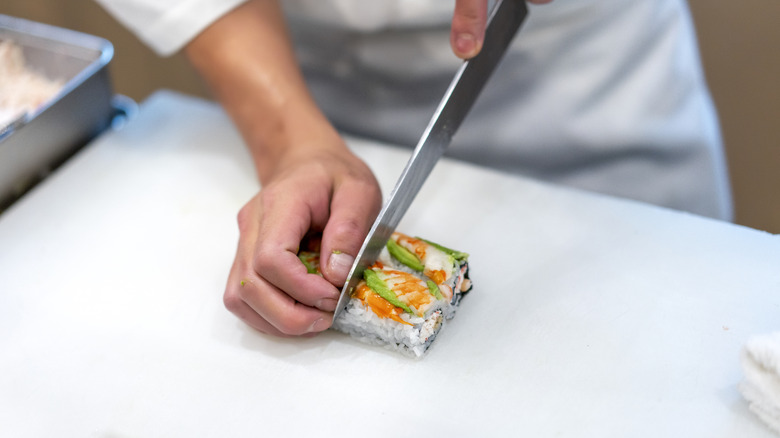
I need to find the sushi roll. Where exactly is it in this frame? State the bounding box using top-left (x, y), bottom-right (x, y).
top-left (301, 231), bottom-right (472, 357)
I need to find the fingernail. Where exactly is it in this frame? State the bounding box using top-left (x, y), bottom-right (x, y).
top-left (456, 33), bottom-right (477, 57)
top-left (308, 318), bottom-right (331, 333)
top-left (327, 250), bottom-right (354, 283)
top-left (316, 297), bottom-right (337, 312)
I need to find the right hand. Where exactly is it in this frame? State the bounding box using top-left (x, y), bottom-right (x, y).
top-left (222, 139), bottom-right (382, 336)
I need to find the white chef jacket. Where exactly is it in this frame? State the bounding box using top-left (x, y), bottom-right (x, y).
top-left (94, 0), bottom-right (733, 221)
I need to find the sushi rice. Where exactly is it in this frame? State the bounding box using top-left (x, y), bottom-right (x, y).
top-left (301, 232), bottom-right (472, 358)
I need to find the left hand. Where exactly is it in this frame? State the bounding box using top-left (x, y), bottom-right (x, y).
top-left (450, 0), bottom-right (553, 59)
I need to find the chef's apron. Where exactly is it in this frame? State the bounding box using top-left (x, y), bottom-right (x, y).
top-left (282, 0), bottom-right (733, 221)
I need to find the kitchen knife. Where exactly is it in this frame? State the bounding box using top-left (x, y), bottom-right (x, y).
top-left (332, 0), bottom-right (528, 321)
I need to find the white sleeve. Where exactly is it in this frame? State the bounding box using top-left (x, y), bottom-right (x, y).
top-left (93, 0), bottom-right (248, 56)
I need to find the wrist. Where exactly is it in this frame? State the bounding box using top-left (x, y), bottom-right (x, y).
top-left (244, 104), bottom-right (346, 182)
top-left (184, 0), bottom-right (343, 182)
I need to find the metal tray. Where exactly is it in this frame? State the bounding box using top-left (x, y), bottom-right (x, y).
top-left (0, 15), bottom-right (118, 210)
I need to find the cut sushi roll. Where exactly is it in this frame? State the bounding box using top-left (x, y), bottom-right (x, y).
top-left (380, 232), bottom-right (472, 311)
top-left (301, 231), bottom-right (472, 358)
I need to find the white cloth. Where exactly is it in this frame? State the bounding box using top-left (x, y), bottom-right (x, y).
top-left (93, 0), bottom-right (246, 56)
top-left (741, 333), bottom-right (780, 436)
top-left (94, 0), bottom-right (733, 220)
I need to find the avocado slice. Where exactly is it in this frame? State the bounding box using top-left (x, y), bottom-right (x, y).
top-left (298, 253), bottom-right (319, 275)
top-left (418, 237), bottom-right (469, 261)
top-left (386, 239), bottom-right (424, 271)
top-left (363, 269), bottom-right (415, 315)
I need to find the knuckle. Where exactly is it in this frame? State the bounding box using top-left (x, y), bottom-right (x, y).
top-left (235, 281), bottom-right (255, 301)
top-left (356, 177), bottom-right (381, 197)
top-left (331, 218), bottom-right (364, 241)
top-left (258, 189), bottom-right (277, 212)
top-left (223, 289), bottom-right (243, 313)
top-left (459, 9), bottom-right (481, 22)
top-left (368, 186), bottom-right (383, 210)
top-left (252, 247), bottom-right (277, 276)
top-left (454, 0), bottom-right (485, 25)
top-left (236, 205), bottom-right (250, 233)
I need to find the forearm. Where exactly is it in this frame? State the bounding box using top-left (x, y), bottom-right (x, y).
top-left (184, 0), bottom-right (341, 183)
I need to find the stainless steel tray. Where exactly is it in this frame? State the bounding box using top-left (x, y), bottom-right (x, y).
top-left (0, 15), bottom-right (118, 210)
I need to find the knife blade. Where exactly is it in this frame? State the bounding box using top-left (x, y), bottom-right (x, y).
top-left (332, 0), bottom-right (528, 322)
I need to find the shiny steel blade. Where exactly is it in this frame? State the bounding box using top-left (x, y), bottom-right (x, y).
top-left (333, 0), bottom-right (528, 321)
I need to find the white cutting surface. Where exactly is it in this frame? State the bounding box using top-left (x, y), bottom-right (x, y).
top-left (1, 91), bottom-right (778, 437)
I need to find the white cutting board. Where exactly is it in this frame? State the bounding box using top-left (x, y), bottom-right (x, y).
top-left (0, 91), bottom-right (778, 437)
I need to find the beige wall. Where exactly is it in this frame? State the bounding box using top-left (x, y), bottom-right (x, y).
top-left (688, 0), bottom-right (780, 233)
top-left (3, 0), bottom-right (778, 233)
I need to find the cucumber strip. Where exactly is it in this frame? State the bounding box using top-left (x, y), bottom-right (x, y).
top-left (427, 280), bottom-right (444, 301)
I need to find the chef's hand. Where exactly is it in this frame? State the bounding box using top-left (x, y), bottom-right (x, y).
top-left (224, 140), bottom-right (381, 336)
top-left (186, 0), bottom-right (381, 335)
top-left (450, 0), bottom-right (552, 59)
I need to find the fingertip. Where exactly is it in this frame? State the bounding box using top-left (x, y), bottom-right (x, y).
top-left (453, 32), bottom-right (481, 59)
top-left (451, 0), bottom-right (487, 59)
top-left (322, 249), bottom-right (355, 287)
top-left (316, 296), bottom-right (339, 312)
top-left (308, 317), bottom-right (332, 333)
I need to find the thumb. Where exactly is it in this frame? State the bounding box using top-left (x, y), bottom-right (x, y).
top-left (320, 179), bottom-right (381, 287)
